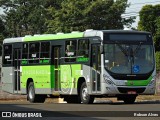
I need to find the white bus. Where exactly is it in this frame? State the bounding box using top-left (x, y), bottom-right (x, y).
top-left (1, 30), bottom-right (156, 104)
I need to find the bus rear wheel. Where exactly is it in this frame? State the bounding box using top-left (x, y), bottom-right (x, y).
top-left (80, 82), bottom-right (94, 104)
top-left (27, 82), bottom-right (46, 103)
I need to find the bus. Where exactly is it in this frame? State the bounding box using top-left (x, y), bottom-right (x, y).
top-left (1, 29), bottom-right (156, 104)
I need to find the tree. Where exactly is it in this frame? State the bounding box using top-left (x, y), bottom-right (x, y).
top-left (44, 0), bottom-right (63, 9)
top-left (45, 0), bottom-right (134, 33)
top-left (156, 52), bottom-right (160, 72)
top-left (138, 4), bottom-right (160, 71)
top-left (154, 17), bottom-right (160, 51)
top-left (0, 17), bottom-right (5, 41)
top-left (138, 5), bottom-right (156, 34)
top-left (138, 4), bottom-right (160, 51)
top-left (0, 17), bottom-right (5, 56)
top-left (0, 0), bottom-right (47, 37)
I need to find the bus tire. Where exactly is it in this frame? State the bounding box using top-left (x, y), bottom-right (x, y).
top-left (80, 82), bottom-right (94, 104)
top-left (123, 95), bottom-right (136, 104)
top-left (27, 82), bottom-right (45, 103)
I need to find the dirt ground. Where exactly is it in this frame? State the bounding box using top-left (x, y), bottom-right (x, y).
top-left (96, 94), bottom-right (160, 102)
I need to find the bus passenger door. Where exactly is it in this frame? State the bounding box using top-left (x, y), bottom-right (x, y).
top-left (52, 46), bottom-right (61, 91)
top-left (13, 49), bottom-right (21, 93)
top-left (91, 44), bottom-right (101, 93)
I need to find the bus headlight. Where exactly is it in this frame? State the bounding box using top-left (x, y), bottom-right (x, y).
top-left (103, 74), bottom-right (115, 85)
top-left (105, 80), bottom-right (115, 85)
top-left (149, 77), bottom-right (156, 86)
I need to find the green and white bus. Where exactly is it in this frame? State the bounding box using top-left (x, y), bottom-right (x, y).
top-left (1, 30), bottom-right (156, 104)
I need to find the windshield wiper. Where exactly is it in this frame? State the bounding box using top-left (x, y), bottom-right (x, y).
top-left (116, 42), bottom-right (143, 64)
top-left (133, 42), bottom-right (143, 56)
top-left (116, 43), bottom-right (128, 57)
top-left (129, 42), bottom-right (143, 64)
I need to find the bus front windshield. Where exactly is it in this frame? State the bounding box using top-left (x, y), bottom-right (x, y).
top-left (104, 44), bottom-right (154, 75)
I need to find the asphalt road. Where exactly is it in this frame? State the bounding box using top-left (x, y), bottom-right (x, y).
top-left (0, 100), bottom-right (160, 120)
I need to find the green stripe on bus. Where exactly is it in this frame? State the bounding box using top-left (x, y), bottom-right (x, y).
top-left (127, 76), bottom-right (152, 86)
top-left (24, 32), bottom-right (84, 41)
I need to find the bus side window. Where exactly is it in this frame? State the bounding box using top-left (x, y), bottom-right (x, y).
top-left (40, 42), bottom-right (50, 64)
top-left (65, 40), bottom-right (77, 62)
top-left (29, 43), bottom-right (40, 64)
top-left (3, 45), bottom-right (12, 65)
top-left (77, 39), bottom-right (89, 62)
top-left (22, 43), bottom-right (28, 65)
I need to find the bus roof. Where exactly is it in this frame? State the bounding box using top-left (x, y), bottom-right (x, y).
top-left (101, 30), bottom-right (151, 34)
top-left (3, 37), bottom-right (23, 44)
top-left (3, 30), bottom-right (151, 44)
top-left (24, 32), bottom-right (84, 42)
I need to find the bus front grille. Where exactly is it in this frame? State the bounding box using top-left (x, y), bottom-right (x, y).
top-left (117, 87), bottom-right (146, 94)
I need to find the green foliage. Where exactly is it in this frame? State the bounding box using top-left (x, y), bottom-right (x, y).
top-left (138, 4), bottom-right (160, 72)
top-left (138, 5), bottom-right (155, 34)
top-left (138, 4), bottom-right (160, 51)
top-left (0, 17), bottom-right (5, 41)
top-left (44, 0), bottom-right (63, 9)
top-left (0, 0), bottom-right (134, 36)
top-left (155, 17), bottom-right (160, 51)
top-left (0, 0), bottom-right (47, 37)
top-left (156, 52), bottom-right (160, 72)
top-left (46, 0), bottom-right (134, 33)
top-left (0, 18), bottom-right (3, 55)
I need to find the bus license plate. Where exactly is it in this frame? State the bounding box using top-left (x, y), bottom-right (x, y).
top-left (128, 91), bottom-right (136, 94)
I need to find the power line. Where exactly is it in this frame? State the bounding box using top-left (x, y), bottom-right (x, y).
top-left (124, 8), bottom-right (160, 16)
top-left (125, 1), bottom-right (160, 16)
top-left (121, 14), bottom-right (139, 18)
top-left (124, 6), bottom-right (160, 16)
top-left (124, 11), bottom-right (139, 15)
top-left (126, 6), bottom-right (159, 12)
top-left (126, 7), bottom-right (143, 11)
top-left (115, 1), bottom-right (160, 19)
top-left (122, 14), bottom-right (139, 18)
top-left (125, 11), bottom-right (140, 15)
top-left (129, 1), bottom-right (160, 6)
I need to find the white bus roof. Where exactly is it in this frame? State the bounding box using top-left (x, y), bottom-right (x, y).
top-left (84, 30), bottom-right (102, 37)
top-left (3, 37), bottom-right (23, 44)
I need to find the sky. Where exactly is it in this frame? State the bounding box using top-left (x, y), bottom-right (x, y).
top-left (0, 0), bottom-right (160, 28)
top-left (126, 0), bottom-right (160, 28)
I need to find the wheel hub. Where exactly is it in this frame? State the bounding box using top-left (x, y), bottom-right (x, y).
top-left (29, 86), bottom-right (34, 99)
top-left (82, 87), bottom-right (88, 100)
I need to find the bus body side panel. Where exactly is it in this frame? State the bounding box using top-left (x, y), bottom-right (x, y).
top-left (60, 64), bottom-right (82, 95)
top-left (1, 67), bottom-right (14, 93)
top-left (138, 69), bottom-right (156, 95)
top-left (21, 65), bottom-right (52, 94)
top-left (71, 64), bottom-right (83, 93)
top-left (82, 65), bottom-right (92, 94)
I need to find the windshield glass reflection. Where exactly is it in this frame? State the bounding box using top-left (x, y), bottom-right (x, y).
top-left (104, 44), bottom-right (154, 74)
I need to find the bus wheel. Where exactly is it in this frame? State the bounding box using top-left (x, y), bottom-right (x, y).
top-left (123, 95), bottom-right (136, 104)
top-left (27, 82), bottom-right (45, 103)
top-left (80, 82), bottom-right (94, 104)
